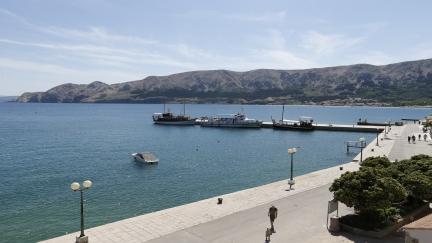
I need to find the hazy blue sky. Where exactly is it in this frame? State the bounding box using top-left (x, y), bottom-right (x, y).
top-left (1, 0), bottom-right (431, 95)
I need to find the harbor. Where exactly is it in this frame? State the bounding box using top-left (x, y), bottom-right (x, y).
top-left (155, 104), bottom-right (389, 133)
top-left (41, 122), bottom-right (432, 243)
top-left (2, 103), bottom-right (430, 243)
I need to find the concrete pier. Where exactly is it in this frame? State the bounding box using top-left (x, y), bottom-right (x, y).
top-left (41, 123), bottom-right (431, 243)
top-left (204, 120), bottom-right (386, 132)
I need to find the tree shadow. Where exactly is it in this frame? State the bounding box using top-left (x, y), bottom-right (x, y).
top-left (328, 230), bottom-right (404, 243)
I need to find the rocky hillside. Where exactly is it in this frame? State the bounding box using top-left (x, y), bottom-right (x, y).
top-left (17, 59), bottom-right (432, 106)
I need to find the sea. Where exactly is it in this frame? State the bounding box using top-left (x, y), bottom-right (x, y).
top-left (0, 103), bottom-right (430, 243)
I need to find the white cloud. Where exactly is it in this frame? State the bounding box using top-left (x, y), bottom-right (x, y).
top-left (177, 10), bottom-right (287, 23)
top-left (174, 44), bottom-right (214, 59)
top-left (354, 51), bottom-right (397, 65)
top-left (0, 38), bottom-right (196, 69)
top-left (0, 57), bottom-right (141, 83)
top-left (301, 31), bottom-right (364, 55)
top-left (250, 49), bottom-right (314, 69)
top-left (410, 43), bottom-right (432, 61)
top-left (355, 22), bottom-right (389, 33)
top-left (41, 26), bottom-right (157, 45)
top-left (226, 11), bottom-right (287, 22)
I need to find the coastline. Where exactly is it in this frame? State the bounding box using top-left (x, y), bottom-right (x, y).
top-left (6, 101), bottom-right (432, 109)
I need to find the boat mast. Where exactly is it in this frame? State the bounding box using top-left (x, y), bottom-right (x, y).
top-left (282, 104), bottom-right (285, 121)
top-left (163, 103), bottom-right (166, 113)
top-left (183, 103), bottom-right (186, 115)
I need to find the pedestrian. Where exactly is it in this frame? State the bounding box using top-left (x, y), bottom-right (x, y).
top-left (408, 136), bottom-right (411, 143)
top-left (425, 134), bottom-right (428, 141)
top-left (418, 134), bottom-right (421, 141)
top-left (265, 228), bottom-right (272, 242)
top-left (268, 205), bottom-right (278, 233)
top-left (412, 135), bottom-right (416, 143)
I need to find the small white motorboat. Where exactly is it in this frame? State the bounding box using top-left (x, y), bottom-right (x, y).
top-left (132, 152), bottom-right (159, 164)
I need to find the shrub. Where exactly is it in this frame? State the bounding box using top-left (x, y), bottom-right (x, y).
top-left (361, 156), bottom-right (391, 169)
top-left (330, 155), bottom-right (432, 229)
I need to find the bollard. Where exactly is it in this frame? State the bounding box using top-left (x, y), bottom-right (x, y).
top-left (217, 198), bottom-right (223, 205)
top-left (328, 216), bottom-right (340, 232)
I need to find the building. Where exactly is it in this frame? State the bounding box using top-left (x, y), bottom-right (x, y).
top-left (403, 213), bottom-right (432, 243)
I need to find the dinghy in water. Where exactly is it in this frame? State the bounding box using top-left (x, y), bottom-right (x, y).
top-left (132, 152), bottom-right (159, 164)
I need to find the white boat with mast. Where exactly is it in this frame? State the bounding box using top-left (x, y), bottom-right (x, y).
top-left (152, 103), bottom-right (196, 125)
top-left (272, 105), bottom-right (314, 130)
top-left (200, 111), bottom-right (262, 128)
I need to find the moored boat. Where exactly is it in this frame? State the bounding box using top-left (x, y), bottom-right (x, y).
top-left (201, 112), bottom-right (262, 128)
top-left (357, 118), bottom-right (392, 126)
top-left (132, 152), bottom-right (159, 164)
top-left (153, 104), bottom-right (196, 125)
top-left (272, 105), bottom-right (314, 130)
top-left (272, 117), bottom-right (314, 130)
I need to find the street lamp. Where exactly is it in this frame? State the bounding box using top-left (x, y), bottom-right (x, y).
top-left (71, 180), bottom-right (93, 243)
top-left (359, 137), bottom-right (365, 163)
top-left (287, 147), bottom-right (297, 190)
top-left (376, 128), bottom-right (380, 146)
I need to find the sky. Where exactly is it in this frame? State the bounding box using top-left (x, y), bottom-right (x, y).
top-left (1, 0), bottom-right (432, 95)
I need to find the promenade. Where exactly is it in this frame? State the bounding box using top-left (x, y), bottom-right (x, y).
top-left (41, 123), bottom-right (431, 243)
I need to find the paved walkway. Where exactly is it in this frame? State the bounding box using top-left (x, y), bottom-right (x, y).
top-left (147, 185), bottom-right (403, 243)
top-left (388, 124), bottom-right (432, 161)
top-left (41, 124), bottom-right (431, 243)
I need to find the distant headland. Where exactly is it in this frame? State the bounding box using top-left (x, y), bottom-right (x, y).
top-left (17, 58), bottom-right (432, 106)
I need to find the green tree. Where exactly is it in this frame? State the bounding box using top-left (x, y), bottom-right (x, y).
top-left (361, 156), bottom-right (391, 169)
top-left (330, 155), bottom-right (432, 229)
top-left (330, 157), bottom-right (407, 228)
top-left (403, 171), bottom-right (432, 201)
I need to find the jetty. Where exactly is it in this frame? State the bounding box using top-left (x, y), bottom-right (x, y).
top-left (41, 123), bottom-right (431, 243)
top-left (200, 120), bottom-right (387, 132)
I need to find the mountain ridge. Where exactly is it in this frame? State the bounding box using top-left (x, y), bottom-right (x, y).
top-left (17, 58), bottom-right (432, 106)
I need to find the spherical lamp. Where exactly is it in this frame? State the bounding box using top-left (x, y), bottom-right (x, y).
top-left (71, 182), bottom-right (80, 191)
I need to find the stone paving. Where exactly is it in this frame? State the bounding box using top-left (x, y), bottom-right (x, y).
top-left (146, 185), bottom-right (404, 243)
top-left (41, 123), bottom-right (431, 243)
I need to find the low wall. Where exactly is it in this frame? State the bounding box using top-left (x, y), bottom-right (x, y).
top-left (339, 204), bottom-right (431, 238)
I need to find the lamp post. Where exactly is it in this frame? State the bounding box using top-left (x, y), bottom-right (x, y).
top-left (287, 147), bottom-right (297, 190)
top-left (376, 128), bottom-right (380, 146)
top-left (359, 137), bottom-right (365, 163)
top-left (71, 180), bottom-right (93, 243)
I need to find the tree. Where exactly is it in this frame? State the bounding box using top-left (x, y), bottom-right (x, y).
top-left (330, 155), bottom-right (432, 229)
top-left (361, 156), bottom-right (391, 169)
top-left (403, 171), bottom-right (432, 201)
top-left (330, 166), bottom-right (406, 227)
top-left (330, 157), bottom-right (408, 228)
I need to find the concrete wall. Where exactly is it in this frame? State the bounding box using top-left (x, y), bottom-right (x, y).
top-left (405, 229), bottom-right (432, 243)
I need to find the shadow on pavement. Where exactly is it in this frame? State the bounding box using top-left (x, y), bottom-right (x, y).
top-left (330, 231), bottom-right (404, 243)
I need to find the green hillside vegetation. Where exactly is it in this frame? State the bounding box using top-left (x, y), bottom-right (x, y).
top-left (17, 59), bottom-right (432, 105)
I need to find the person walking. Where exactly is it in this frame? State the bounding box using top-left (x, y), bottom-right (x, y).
top-left (408, 136), bottom-right (411, 143)
top-left (418, 134), bottom-right (422, 141)
top-left (412, 135), bottom-right (416, 143)
top-left (268, 205), bottom-right (278, 233)
top-left (425, 134), bottom-right (428, 141)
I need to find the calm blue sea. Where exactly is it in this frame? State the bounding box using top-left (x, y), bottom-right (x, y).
top-left (0, 103), bottom-right (429, 242)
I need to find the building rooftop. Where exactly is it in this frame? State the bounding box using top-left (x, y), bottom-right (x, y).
top-left (404, 213), bottom-right (432, 230)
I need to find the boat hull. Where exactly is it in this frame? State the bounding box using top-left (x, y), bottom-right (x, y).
top-left (201, 124), bottom-right (261, 128)
top-left (273, 124), bottom-right (315, 131)
top-left (131, 153), bottom-right (159, 164)
top-left (153, 120), bottom-right (196, 125)
top-left (201, 123), bottom-right (262, 128)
